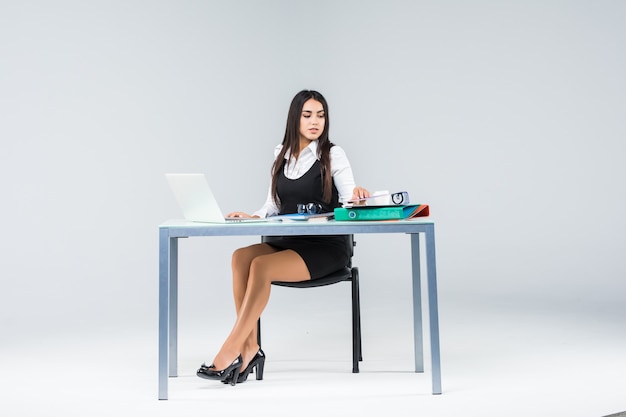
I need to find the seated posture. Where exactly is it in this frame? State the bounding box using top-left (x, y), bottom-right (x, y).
top-left (197, 89), bottom-right (370, 385)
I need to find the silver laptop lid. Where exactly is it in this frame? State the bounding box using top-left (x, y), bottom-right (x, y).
top-left (165, 173), bottom-right (227, 223)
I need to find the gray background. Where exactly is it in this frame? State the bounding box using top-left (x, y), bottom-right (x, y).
top-left (1, 1), bottom-right (625, 416)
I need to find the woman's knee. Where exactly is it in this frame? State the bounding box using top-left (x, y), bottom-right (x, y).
top-left (231, 246), bottom-right (248, 265)
top-left (232, 244), bottom-right (272, 269)
top-left (248, 255), bottom-right (275, 284)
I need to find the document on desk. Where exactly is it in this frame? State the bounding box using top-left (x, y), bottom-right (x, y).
top-left (273, 212), bottom-right (334, 222)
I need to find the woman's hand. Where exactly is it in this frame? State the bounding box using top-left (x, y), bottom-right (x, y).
top-left (226, 211), bottom-right (258, 219)
top-left (351, 186), bottom-right (371, 201)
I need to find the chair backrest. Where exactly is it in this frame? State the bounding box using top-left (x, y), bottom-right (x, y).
top-left (345, 234), bottom-right (355, 268)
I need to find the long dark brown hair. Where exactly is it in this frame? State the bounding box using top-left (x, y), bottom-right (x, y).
top-left (271, 90), bottom-right (334, 205)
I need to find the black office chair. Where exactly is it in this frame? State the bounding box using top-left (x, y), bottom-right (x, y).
top-left (257, 234), bottom-right (362, 373)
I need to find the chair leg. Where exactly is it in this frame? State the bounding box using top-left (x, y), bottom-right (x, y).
top-left (356, 276), bottom-right (362, 362)
top-left (351, 267), bottom-right (361, 373)
top-left (257, 318), bottom-right (262, 347)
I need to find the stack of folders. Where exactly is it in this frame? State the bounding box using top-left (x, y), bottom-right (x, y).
top-left (334, 204), bottom-right (430, 221)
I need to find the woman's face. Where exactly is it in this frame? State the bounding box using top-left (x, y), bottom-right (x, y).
top-left (299, 99), bottom-right (325, 141)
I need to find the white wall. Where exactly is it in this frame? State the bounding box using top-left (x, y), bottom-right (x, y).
top-left (1, 1), bottom-right (625, 349)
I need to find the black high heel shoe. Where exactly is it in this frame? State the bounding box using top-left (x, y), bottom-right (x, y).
top-left (197, 355), bottom-right (243, 386)
top-left (222, 349), bottom-right (265, 384)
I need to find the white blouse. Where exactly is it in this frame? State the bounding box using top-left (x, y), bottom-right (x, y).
top-left (253, 141), bottom-right (356, 218)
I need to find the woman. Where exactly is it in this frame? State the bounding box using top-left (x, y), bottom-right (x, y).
top-left (197, 90), bottom-right (370, 385)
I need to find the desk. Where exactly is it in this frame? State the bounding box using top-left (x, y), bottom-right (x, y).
top-left (158, 219), bottom-right (442, 399)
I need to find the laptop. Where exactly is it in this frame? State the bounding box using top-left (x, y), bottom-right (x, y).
top-left (165, 173), bottom-right (272, 223)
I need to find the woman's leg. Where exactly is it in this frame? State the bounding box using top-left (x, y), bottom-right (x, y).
top-left (210, 248), bottom-right (311, 371)
top-left (230, 244), bottom-right (277, 366)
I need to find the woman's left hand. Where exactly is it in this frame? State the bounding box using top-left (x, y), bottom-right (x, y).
top-left (351, 186), bottom-right (370, 201)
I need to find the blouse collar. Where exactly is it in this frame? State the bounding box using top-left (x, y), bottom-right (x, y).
top-left (284, 140), bottom-right (319, 160)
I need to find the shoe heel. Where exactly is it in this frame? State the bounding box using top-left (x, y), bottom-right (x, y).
top-left (255, 357), bottom-right (265, 381)
top-left (230, 365), bottom-right (242, 386)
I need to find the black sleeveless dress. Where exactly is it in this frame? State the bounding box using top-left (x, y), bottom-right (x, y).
top-left (263, 160), bottom-right (350, 279)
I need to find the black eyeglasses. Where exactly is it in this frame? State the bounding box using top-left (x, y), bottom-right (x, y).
top-left (297, 202), bottom-right (323, 214)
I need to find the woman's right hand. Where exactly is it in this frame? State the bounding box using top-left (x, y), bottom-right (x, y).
top-left (226, 211), bottom-right (258, 219)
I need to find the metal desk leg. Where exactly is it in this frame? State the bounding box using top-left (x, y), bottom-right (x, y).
top-left (410, 233), bottom-right (424, 373)
top-left (169, 238), bottom-right (178, 378)
top-left (158, 229), bottom-right (170, 400)
top-left (425, 224), bottom-right (442, 394)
